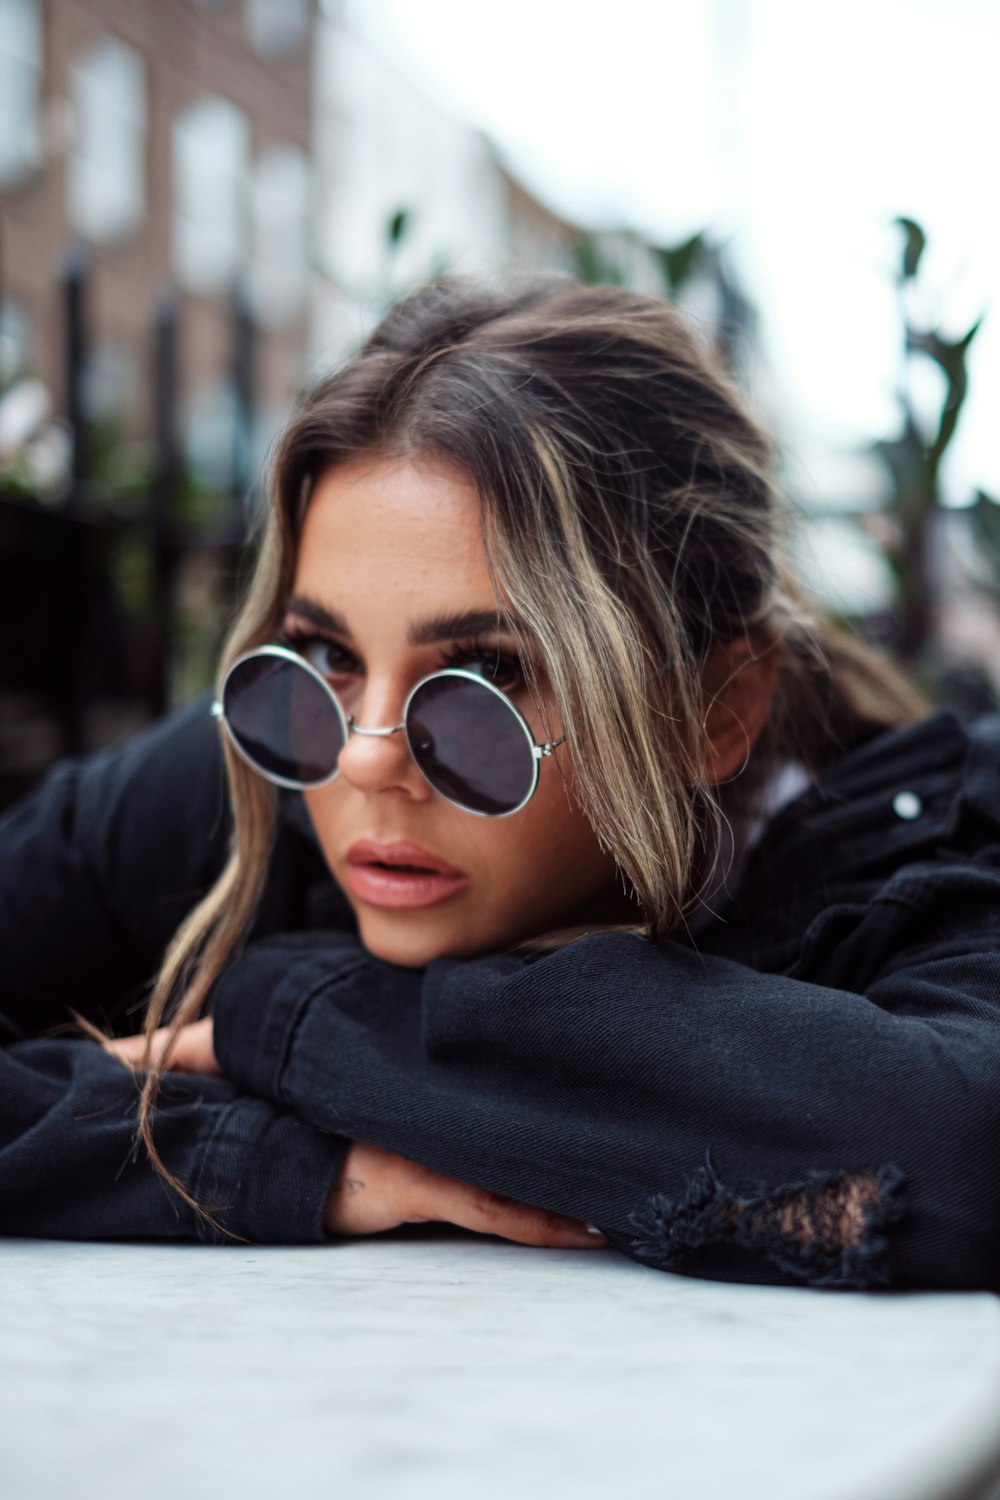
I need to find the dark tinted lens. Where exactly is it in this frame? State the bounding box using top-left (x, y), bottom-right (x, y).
top-left (406, 674), bottom-right (536, 815)
top-left (222, 653), bottom-right (345, 785)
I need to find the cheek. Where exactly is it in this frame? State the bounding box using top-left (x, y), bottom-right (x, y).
top-left (485, 769), bottom-right (614, 906)
top-left (301, 787), bottom-right (339, 868)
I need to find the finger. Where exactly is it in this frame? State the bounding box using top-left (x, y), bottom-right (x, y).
top-left (182, 1019), bottom-right (222, 1075)
top-left (102, 1036), bottom-right (145, 1065)
top-left (418, 1177), bottom-right (609, 1248)
top-left (472, 1193), bottom-right (609, 1248)
top-left (103, 1043), bottom-right (142, 1071)
top-left (103, 1029), bottom-right (170, 1069)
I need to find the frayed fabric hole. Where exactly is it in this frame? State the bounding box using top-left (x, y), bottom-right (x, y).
top-left (625, 1148), bottom-right (907, 1290)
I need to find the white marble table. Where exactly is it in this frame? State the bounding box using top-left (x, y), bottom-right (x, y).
top-left (2, 1229), bottom-right (999, 1500)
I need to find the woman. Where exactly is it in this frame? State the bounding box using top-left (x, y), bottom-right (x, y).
top-left (2, 275), bottom-right (998, 1289)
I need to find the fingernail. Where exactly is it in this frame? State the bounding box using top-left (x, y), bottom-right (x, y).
top-left (584, 1222), bottom-right (611, 1245)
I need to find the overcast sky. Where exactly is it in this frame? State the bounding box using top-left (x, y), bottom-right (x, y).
top-left (342, 0), bottom-right (1000, 515)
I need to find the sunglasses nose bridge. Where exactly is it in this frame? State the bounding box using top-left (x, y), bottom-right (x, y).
top-left (346, 717), bottom-right (406, 738)
top-left (333, 708), bottom-right (433, 804)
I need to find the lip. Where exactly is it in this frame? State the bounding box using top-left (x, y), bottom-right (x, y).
top-left (343, 838), bottom-right (469, 910)
top-left (345, 838), bottom-right (465, 876)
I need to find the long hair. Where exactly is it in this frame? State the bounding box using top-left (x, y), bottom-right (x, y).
top-left (79, 273), bottom-right (933, 1241)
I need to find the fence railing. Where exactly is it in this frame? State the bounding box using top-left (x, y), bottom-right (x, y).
top-left (0, 246), bottom-right (259, 810)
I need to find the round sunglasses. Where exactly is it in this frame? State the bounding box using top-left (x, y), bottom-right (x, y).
top-left (211, 644), bottom-right (566, 817)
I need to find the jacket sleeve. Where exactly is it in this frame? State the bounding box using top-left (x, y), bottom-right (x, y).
top-left (207, 857), bottom-right (1000, 1291)
top-left (0, 1036), bottom-right (350, 1242)
top-left (0, 696), bottom-right (349, 1244)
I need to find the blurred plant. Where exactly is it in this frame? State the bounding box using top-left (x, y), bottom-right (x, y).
top-left (867, 216), bottom-right (984, 662)
top-left (83, 418), bottom-right (156, 514)
top-left (0, 373), bottom-right (73, 501)
top-left (968, 486), bottom-right (1000, 591)
top-left (672, 237), bottom-right (759, 373)
top-left (171, 465), bottom-right (229, 532)
top-left (574, 226), bottom-right (759, 379)
top-left (573, 228), bottom-right (715, 296)
top-left (387, 207), bottom-right (410, 250)
top-left (653, 229), bottom-right (711, 295)
top-left (573, 236), bottom-right (628, 287)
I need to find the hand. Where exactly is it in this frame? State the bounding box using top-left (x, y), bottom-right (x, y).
top-left (324, 1140), bottom-right (610, 1249)
top-left (102, 1016), bottom-right (221, 1076)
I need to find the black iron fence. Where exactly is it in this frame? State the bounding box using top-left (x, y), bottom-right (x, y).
top-left (0, 248), bottom-right (258, 810)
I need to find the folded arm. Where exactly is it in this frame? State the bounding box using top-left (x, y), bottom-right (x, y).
top-left (0, 1033), bottom-right (349, 1242)
top-left (0, 696), bottom-right (350, 1243)
top-left (209, 863), bottom-right (1000, 1291)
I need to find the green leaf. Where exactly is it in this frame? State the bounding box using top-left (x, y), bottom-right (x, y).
top-left (572, 237), bottom-right (627, 286)
top-left (896, 216), bottom-right (926, 280)
top-left (386, 208), bottom-right (410, 248)
top-left (654, 230), bottom-right (709, 294)
top-left (907, 315), bottom-right (984, 469)
top-left (867, 414), bottom-right (934, 525)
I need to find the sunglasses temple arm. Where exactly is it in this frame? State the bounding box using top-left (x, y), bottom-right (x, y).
top-left (535, 734), bottom-right (566, 759)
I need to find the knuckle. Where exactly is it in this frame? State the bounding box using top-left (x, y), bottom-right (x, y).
top-left (470, 1190), bottom-right (508, 1223)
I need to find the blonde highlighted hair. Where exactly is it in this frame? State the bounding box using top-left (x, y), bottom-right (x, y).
top-left (78, 273), bottom-right (933, 1241)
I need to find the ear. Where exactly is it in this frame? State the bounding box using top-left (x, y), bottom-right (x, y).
top-left (700, 630), bottom-right (781, 785)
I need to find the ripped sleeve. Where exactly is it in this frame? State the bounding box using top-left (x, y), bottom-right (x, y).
top-left (625, 1152), bottom-right (908, 1290)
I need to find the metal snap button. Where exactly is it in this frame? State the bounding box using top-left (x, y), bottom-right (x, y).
top-left (892, 790), bottom-right (923, 820)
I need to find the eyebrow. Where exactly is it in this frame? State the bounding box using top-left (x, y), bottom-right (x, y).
top-left (283, 594), bottom-right (523, 647)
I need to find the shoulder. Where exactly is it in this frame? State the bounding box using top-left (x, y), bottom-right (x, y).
top-left (764, 706), bottom-right (997, 869)
top-left (708, 706), bottom-right (1000, 973)
top-left (73, 689), bottom-right (231, 894)
top-left (0, 691), bottom-right (232, 962)
top-left (0, 692), bottom-right (232, 1031)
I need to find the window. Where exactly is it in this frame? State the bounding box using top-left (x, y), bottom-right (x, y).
top-left (250, 144), bottom-right (309, 327)
top-left (0, 302), bottom-right (33, 386)
top-left (183, 375), bottom-right (239, 491)
top-left (244, 0), bottom-right (310, 59)
top-left (171, 96), bottom-right (250, 295)
top-left (82, 342), bottom-right (134, 424)
top-left (67, 39), bottom-right (147, 244)
top-left (0, 0), bottom-right (43, 191)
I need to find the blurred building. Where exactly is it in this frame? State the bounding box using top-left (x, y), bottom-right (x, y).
top-left (0, 0), bottom-right (616, 806)
top-left (309, 8), bottom-right (588, 367)
top-left (1, 0), bottom-right (316, 491)
top-left (1, 0), bottom-right (610, 493)
top-left (0, 0), bottom-right (322, 800)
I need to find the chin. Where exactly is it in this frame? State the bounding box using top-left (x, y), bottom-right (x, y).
top-left (357, 913), bottom-right (503, 968)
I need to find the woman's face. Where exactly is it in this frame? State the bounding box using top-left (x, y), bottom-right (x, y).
top-left (285, 452), bottom-right (638, 967)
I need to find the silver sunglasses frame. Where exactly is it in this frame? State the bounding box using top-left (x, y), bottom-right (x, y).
top-left (210, 643), bottom-right (566, 818)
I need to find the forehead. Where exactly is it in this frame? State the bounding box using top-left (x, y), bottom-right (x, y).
top-left (295, 455), bottom-right (492, 594)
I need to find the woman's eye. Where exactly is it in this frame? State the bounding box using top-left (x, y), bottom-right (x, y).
top-left (441, 642), bottom-right (525, 690)
top-left (278, 629), bottom-right (525, 692)
top-left (281, 632), bottom-right (357, 678)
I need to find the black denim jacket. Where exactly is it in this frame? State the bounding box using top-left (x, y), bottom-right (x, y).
top-left (2, 690), bottom-right (999, 1291)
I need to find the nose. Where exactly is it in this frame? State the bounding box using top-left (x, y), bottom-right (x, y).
top-left (334, 688), bottom-right (430, 801)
